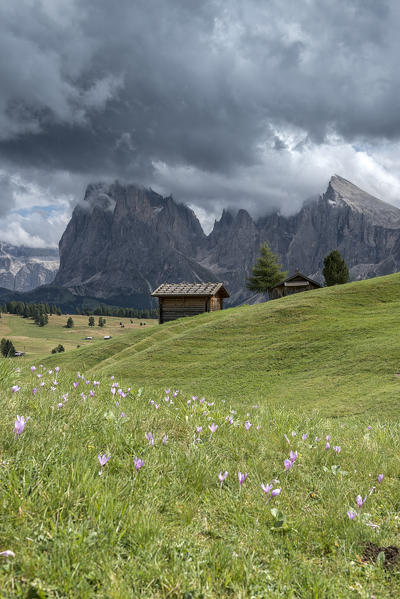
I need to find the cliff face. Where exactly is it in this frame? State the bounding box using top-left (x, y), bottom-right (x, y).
top-left (0, 243), bottom-right (59, 292)
top-left (54, 175), bottom-right (400, 307)
top-left (55, 183), bottom-right (213, 304)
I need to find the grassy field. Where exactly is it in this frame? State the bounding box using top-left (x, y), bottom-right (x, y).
top-left (0, 313), bottom-right (156, 359)
top-left (39, 272), bottom-right (400, 418)
top-left (1, 275), bottom-right (400, 596)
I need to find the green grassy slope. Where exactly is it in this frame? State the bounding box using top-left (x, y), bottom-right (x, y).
top-left (43, 273), bottom-right (400, 418)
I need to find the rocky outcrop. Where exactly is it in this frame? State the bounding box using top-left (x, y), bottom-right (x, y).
top-left (53, 175), bottom-right (400, 307)
top-left (0, 243), bottom-right (59, 292)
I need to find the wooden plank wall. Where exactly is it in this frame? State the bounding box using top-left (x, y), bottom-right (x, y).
top-left (159, 296), bottom-right (208, 323)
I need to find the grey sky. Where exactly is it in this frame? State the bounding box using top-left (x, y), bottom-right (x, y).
top-left (1, 0), bottom-right (400, 244)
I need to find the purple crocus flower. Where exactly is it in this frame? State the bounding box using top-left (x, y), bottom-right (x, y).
top-left (134, 457), bottom-right (144, 471)
top-left (333, 445), bottom-right (341, 453)
top-left (302, 433), bottom-right (308, 441)
top-left (261, 483), bottom-right (273, 495)
top-left (14, 415), bottom-right (29, 436)
top-left (244, 421), bottom-right (251, 431)
top-left (11, 385), bottom-right (20, 393)
top-left (73, 382), bottom-right (78, 388)
top-left (162, 434), bottom-right (168, 444)
top-left (219, 471), bottom-right (228, 485)
top-left (145, 432), bottom-right (154, 445)
top-left (90, 390), bottom-right (95, 397)
top-left (30, 366), bottom-right (36, 372)
top-left (0, 550), bottom-right (15, 558)
top-left (165, 389), bottom-right (170, 395)
top-left (356, 494), bottom-right (366, 511)
top-left (40, 382), bottom-right (45, 387)
top-left (57, 403), bottom-right (63, 409)
top-left (325, 442), bottom-right (330, 450)
top-left (208, 423), bottom-right (218, 434)
top-left (347, 510), bottom-right (357, 520)
top-left (378, 474), bottom-right (383, 483)
top-left (326, 435), bottom-right (331, 441)
top-left (32, 388), bottom-right (37, 395)
top-left (289, 450), bottom-right (298, 463)
top-left (98, 454), bottom-right (111, 467)
top-left (55, 367), bottom-right (60, 373)
top-left (367, 425), bottom-right (372, 430)
top-left (111, 387), bottom-right (116, 396)
top-left (284, 459), bottom-right (292, 471)
top-left (271, 488), bottom-right (281, 497)
top-left (238, 471), bottom-right (247, 486)
top-left (196, 426), bottom-right (203, 433)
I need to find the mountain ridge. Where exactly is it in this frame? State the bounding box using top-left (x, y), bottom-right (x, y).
top-left (50, 175), bottom-right (400, 307)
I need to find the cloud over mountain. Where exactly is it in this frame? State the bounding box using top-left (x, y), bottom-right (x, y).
top-left (1, 0), bottom-right (400, 244)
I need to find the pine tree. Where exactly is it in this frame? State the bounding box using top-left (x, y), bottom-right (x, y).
top-left (247, 242), bottom-right (287, 295)
top-left (66, 317), bottom-right (74, 328)
top-left (323, 250), bottom-right (349, 286)
top-left (88, 316), bottom-right (95, 327)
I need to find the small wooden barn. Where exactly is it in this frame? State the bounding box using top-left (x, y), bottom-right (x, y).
top-left (270, 271), bottom-right (322, 299)
top-left (151, 282), bottom-right (230, 324)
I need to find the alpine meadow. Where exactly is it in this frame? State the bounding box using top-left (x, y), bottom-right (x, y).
top-left (3, 1), bottom-right (400, 597)
top-left (1, 275), bottom-right (400, 597)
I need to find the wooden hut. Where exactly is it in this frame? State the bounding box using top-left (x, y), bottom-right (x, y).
top-left (270, 271), bottom-right (322, 299)
top-left (151, 282), bottom-right (230, 324)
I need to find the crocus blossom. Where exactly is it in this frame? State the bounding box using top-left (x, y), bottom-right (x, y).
top-left (134, 457), bottom-right (144, 471)
top-left (302, 433), bottom-right (308, 441)
top-left (238, 471), bottom-right (247, 486)
top-left (11, 385), bottom-right (20, 393)
top-left (261, 483), bottom-right (273, 495)
top-left (347, 510), bottom-right (357, 520)
top-left (162, 435), bottom-right (168, 445)
top-left (145, 432), bottom-right (154, 445)
top-left (244, 421), bottom-right (251, 431)
top-left (378, 474), bottom-right (383, 483)
top-left (98, 454), bottom-right (111, 467)
top-left (0, 550), bottom-right (15, 558)
top-left (219, 471), bottom-right (228, 485)
top-left (196, 426), bottom-right (203, 433)
top-left (333, 446), bottom-right (341, 453)
top-left (289, 450), bottom-right (298, 463)
top-left (356, 495), bottom-right (367, 511)
top-left (284, 459), bottom-right (292, 471)
top-left (208, 423), bottom-right (218, 434)
top-left (14, 415), bottom-right (29, 436)
top-left (325, 442), bottom-right (330, 450)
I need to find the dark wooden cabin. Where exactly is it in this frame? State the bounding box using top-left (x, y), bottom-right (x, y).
top-left (151, 282), bottom-right (230, 324)
top-left (270, 271), bottom-right (322, 299)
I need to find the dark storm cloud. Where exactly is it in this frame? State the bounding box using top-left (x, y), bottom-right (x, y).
top-left (1, 0), bottom-right (400, 235)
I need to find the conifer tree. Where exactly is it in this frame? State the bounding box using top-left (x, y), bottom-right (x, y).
top-left (247, 242), bottom-right (287, 296)
top-left (323, 250), bottom-right (349, 286)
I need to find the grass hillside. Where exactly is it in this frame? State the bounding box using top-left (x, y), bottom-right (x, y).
top-left (1, 276), bottom-right (400, 597)
top-left (42, 273), bottom-right (400, 418)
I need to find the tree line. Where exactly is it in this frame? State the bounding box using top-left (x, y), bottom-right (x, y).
top-left (75, 304), bottom-right (158, 319)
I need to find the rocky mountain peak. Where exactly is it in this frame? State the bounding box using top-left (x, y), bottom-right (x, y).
top-left (325, 174), bottom-right (400, 227)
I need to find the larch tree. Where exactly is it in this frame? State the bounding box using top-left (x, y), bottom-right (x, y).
top-left (246, 242), bottom-right (287, 296)
top-left (322, 250), bottom-right (349, 286)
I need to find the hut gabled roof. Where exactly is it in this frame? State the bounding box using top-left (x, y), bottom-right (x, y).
top-left (151, 282), bottom-right (230, 298)
top-left (272, 271), bottom-right (322, 289)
